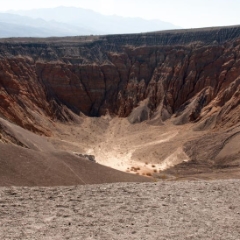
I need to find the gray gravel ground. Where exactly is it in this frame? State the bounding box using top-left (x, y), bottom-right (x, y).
top-left (0, 180), bottom-right (240, 239)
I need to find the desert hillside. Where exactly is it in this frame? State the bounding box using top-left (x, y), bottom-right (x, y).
top-left (0, 26), bottom-right (240, 184)
top-left (0, 25), bottom-right (240, 240)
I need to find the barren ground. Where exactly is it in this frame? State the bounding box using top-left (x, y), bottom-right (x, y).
top-left (50, 116), bottom-right (240, 179)
top-left (1, 114), bottom-right (240, 183)
top-left (0, 113), bottom-right (240, 240)
top-left (0, 180), bottom-right (240, 240)
top-left (51, 117), bottom-right (199, 176)
top-left (1, 26), bottom-right (240, 240)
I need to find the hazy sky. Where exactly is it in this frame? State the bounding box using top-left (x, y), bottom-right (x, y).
top-left (1, 0), bottom-right (240, 28)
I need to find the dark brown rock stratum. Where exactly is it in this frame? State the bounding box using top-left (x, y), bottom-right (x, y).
top-left (0, 26), bottom-right (240, 133)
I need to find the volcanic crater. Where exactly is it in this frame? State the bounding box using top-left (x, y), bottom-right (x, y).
top-left (1, 25), bottom-right (240, 240)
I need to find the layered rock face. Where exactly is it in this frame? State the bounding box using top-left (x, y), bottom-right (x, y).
top-left (0, 26), bottom-right (240, 134)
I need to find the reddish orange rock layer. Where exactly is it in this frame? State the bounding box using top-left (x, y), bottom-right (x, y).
top-left (0, 28), bottom-right (240, 134)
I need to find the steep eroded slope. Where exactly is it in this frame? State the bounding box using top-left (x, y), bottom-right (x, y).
top-left (0, 26), bottom-right (240, 181)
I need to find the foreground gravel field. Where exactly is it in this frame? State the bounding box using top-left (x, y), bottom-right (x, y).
top-left (0, 180), bottom-right (240, 239)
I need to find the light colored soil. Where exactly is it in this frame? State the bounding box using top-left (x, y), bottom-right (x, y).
top-left (1, 114), bottom-right (240, 182)
top-left (0, 180), bottom-right (240, 240)
top-left (50, 116), bottom-right (204, 176)
top-left (49, 116), bottom-right (240, 179)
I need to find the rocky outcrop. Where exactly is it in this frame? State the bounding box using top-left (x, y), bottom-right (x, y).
top-left (0, 26), bottom-right (240, 134)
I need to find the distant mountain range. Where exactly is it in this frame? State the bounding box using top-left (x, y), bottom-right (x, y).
top-left (0, 7), bottom-right (180, 38)
top-left (0, 13), bottom-right (96, 38)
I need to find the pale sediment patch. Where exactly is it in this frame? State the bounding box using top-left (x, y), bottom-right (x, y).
top-left (53, 117), bottom-right (193, 177)
top-left (89, 129), bottom-right (186, 176)
top-left (157, 147), bottom-right (190, 171)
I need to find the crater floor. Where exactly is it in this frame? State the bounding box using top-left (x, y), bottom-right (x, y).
top-left (50, 117), bottom-right (197, 177)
